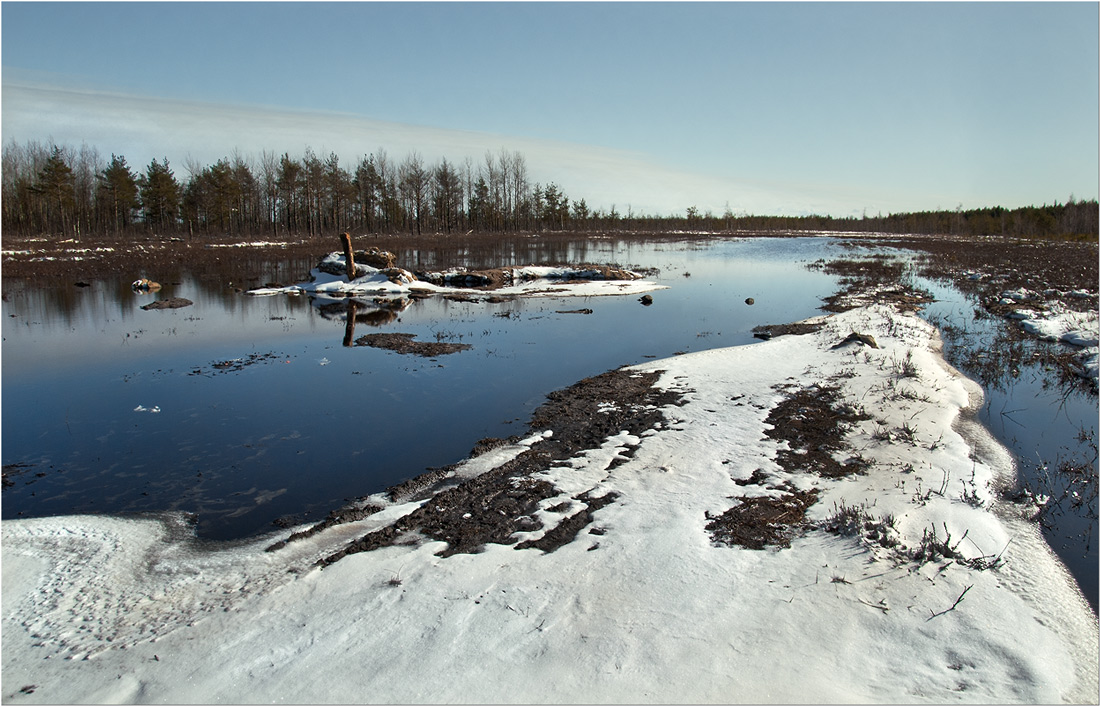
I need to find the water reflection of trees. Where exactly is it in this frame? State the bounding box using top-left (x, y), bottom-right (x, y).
top-left (311, 298), bottom-right (411, 346)
top-left (1, 235), bottom-right (651, 332)
top-left (395, 239), bottom-right (619, 271)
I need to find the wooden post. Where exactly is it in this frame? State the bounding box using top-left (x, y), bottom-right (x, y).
top-left (339, 232), bottom-right (357, 281)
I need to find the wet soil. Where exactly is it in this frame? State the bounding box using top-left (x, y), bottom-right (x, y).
top-left (189, 352), bottom-right (286, 376)
top-left (704, 381), bottom-right (872, 550)
top-left (140, 297), bottom-right (193, 310)
top-left (884, 234), bottom-right (1097, 311)
top-left (267, 368), bottom-right (686, 565)
top-left (764, 383), bottom-right (873, 479)
top-left (0, 231), bottom-right (663, 287)
top-left (706, 484), bottom-right (821, 550)
top-left (810, 255), bottom-right (936, 313)
top-left (354, 333), bottom-right (473, 357)
top-left (751, 321), bottom-right (826, 339)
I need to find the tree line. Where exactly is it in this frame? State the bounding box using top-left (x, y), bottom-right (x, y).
top-left (3, 138), bottom-right (1097, 241)
top-left (1, 140), bottom-right (592, 239)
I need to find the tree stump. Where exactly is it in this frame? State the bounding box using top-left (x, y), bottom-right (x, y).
top-left (339, 232), bottom-right (357, 281)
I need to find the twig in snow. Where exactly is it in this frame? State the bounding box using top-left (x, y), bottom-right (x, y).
top-left (927, 584), bottom-right (973, 620)
top-left (856, 597), bottom-right (890, 613)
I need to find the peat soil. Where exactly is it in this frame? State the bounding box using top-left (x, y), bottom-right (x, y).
top-left (353, 333), bottom-right (473, 357)
top-left (264, 367), bottom-right (687, 565)
top-left (0, 230), bottom-right (685, 286)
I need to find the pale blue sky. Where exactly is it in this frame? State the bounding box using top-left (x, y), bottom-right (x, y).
top-left (3, 1), bottom-right (1098, 217)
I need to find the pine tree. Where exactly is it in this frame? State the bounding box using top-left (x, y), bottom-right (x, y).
top-left (97, 154), bottom-right (139, 234)
top-left (32, 146), bottom-right (75, 236)
top-left (139, 158), bottom-right (181, 233)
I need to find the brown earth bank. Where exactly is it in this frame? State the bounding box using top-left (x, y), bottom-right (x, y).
top-left (263, 367), bottom-right (688, 564)
top-left (4, 230), bottom-right (1094, 297)
top-left (354, 332), bottom-right (472, 357)
top-left (0, 230), bottom-right (695, 284)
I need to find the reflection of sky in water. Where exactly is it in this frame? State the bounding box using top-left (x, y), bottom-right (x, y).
top-left (2, 237), bottom-right (845, 540)
top-left (918, 277), bottom-right (1098, 611)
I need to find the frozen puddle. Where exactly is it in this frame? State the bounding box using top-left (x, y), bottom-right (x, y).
top-left (3, 304), bottom-right (1096, 703)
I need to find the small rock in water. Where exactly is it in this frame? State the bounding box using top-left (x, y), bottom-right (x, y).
top-left (745, 297), bottom-right (755, 305)
top-left (639, 295), bottom-right (653, 306)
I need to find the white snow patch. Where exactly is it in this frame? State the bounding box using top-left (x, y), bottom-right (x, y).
top-left (246, 254), bottom-right (666, 299)
top-left (1018, 307), bottom-right (1100, 348)
top-left (206, 241), bottom-right (299, 248)
top-left (1000, 288), bottom-right (1035, 302)
top-left (3, 305), bottom-right (1096, 703)
top-left (1014, 305), bottom-right (1099, 380)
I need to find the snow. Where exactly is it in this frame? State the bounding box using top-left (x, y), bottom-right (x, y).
top-left (1018, 307), bottom-right (1099, 348)
top-left (3, 305), bottom-right (1096, 703)
top-left (246, 254), bottom-right (667, 299)
top-left (1015, 304), bottom-right (1100, 380)
top-left (206, 241), bottom-right (301, 248)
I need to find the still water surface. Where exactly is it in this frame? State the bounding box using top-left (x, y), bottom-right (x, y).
top-left (2, 237), bottom-right (838, 540)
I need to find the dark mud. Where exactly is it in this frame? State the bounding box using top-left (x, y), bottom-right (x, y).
top-left (354, 333), bottom-right (472, 357)
top-left (764, 383), bottom-right (872, 479)
top-left (269, 368), bottom-right (686, 566)
top-left (0, 230), bottom-right (660, 289)
top-left (191, 352), bottom-right (286, 375)
top-left (751, 321), bottom-right (825, 339)
top-left (266, 504), bottom-right (384, 552)
top-left (850, 236), bottom-right (1097, 386)
top-left (705, 381), bottom-right (871, 550)
top-left (706, 484), bottom-right (821, 550)
top-left (810, 255), bottom-right (935, 313)
top-left (140, 297), bottom-right (193, 310)
top-left (415, 263), bottom-right (642, 291)
top-left (895, 234), bottom-right (1097, 312)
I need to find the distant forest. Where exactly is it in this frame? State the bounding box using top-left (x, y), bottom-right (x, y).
top-left (3, 139), bottom-right (1097, 240)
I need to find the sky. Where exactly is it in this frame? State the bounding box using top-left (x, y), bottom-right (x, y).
top-left (2, 1), bottom-right (1098, 218)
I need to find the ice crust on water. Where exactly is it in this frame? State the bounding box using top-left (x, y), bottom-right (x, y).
top-left (3, 304), bottom-right (1097, 703)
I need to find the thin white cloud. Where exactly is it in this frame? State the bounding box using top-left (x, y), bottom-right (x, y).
top-left (1, 81), bottom-right (902, 217)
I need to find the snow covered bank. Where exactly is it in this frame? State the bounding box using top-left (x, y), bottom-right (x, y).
top-left (246, 252), bottom-right (667, 300)
top-left (1017, 306), bottom-right (1099, 381)
top-left (993, 288), bottom-right (1099, 382)
top-left (3, 305), bottom-right (1097, 703)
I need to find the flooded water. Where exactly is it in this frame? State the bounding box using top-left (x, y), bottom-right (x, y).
top-left (916, 276), bottom-right (1098, 611)
top-left (3, 235), bottom-right (1095, 609)
top-left (1, 237), bottom-right (840, 540)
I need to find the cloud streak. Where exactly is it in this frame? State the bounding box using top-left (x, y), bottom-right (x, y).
top-left (2, 81), bottom-right (902, 217)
